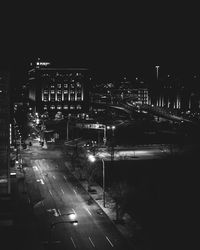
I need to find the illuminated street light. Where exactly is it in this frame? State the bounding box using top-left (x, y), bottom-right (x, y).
top-left (155, 65), bottom-right (160, 80)
top-left (88, 154), bottom-right (96, 163)
top-left (88, 154), bottom-right (106, 207)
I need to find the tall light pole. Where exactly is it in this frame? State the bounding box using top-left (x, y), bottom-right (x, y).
top-left (102, 158), bottom-right (105, 207)
top-left (103, 125), bottom-right (107, 146)
top-left (155, 65), bottom-right (160, 80)
top-left (88, 155), bottom-right (106, 207)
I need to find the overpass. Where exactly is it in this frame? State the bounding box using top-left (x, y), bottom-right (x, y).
top-left (91, 101), bottom-right (195, 124)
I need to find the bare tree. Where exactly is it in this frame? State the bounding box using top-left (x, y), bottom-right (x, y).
top-left (108, 180), bottom-right (131, 223)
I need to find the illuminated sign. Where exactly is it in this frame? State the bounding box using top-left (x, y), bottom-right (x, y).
top-left (36, 62), bottom-right (50, 67)
top-left (76, 123), bottom-right (105, 129)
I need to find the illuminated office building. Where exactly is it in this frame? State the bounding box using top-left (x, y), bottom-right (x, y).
top-left (26, 60), bottom-right (90, 117)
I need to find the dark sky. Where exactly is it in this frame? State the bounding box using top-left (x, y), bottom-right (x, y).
top-left (1, 1), bottom-right (200, 85)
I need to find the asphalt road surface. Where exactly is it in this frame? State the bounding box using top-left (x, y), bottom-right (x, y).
top-left (23, 146), bottom-right (133, 250)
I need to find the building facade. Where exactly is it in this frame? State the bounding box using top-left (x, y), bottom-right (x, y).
top-left (26, 60), bottom-right (90, 117)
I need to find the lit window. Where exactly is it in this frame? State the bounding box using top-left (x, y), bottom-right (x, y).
top-left (50, 85), bottom-right (55, 88)
top-left (70, 105), bottom-right (75, 110)
top-left (64, 83), bottom-right (68, 88)
top-left (57, 90), bottom-right (61, 94)
top-left (43, 96), bottom-right (48, 102)
top-left (57, 105), bottom-right (62, 110)
top-left (57, 84), bottom-right (61, 88)
top-left (76, 82), bottom-right (81, 88)
top-left (64, 105), bottom-right (68, 109)
top-left (43, 106), bottom-right (47, 110)
top-left (50, 105), bottom-right (55, 110)
top-left (51, 90), bottom-right (55, 94)
top-left (77, 105), bottom-right (82, 110)
top-left (64, 90), bottom-right (68, 94)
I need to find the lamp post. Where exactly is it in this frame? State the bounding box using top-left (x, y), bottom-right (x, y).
top-left (103, 125), bottom-right (107, 146)
top-left (102, 158), bottom-right (105, 208)
top-left (88, 155), bottom-right (106, 207)
top-left (155, 65), bottom-right (160, 80)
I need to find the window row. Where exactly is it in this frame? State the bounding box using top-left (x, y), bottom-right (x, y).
top-left (47, 82), bottom-right (82, 89)
top-left (43, 89), bottom-right (82, 94)
top-left (43, 96), bottom-right (82, 102)
top-left (43, 105), bottom-right (82, 110)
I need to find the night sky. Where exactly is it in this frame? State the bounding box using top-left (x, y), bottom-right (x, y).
top-left (1, 1), bottom-right (200, 86)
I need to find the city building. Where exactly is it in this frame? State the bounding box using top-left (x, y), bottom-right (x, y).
top-left (0, 71), bottom-right (10, 194)
top-left (118, 77), bottom-right (149, 105)
top-left (149, 74), bottom-right (200, 112)
top-left (25, 59), bottom-right (91, 118)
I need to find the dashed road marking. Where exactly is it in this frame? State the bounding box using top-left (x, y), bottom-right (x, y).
top-left (73, 189), bottom-right (78, 196)
top-left (40, 179), bottom-right (44, 185)
top-left (63, 176), bottom-right (67, 181)
top-left (49, 190), bottom-right (53, 196)
top-left (105, 236), bottom-right (114, 247)
top-left (72, 208), bottom-right (76, 214)
top-left (61, 188), bottom-right (64, 194)
top-left (52, 175), bottom-right (56, 179)
top-left (57, 209), bottom-right (61, 216)
top-left (33, 166), bottom-right (38, 171)
top-left (89, 237), bottom-right (95, 247)
top-left (85, 207), bottom-right (92, 216)
top-left (70, 237), bottom-right (76, 248)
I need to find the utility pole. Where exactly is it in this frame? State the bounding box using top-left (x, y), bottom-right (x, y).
top-left (102, 158), bottom-right (105, 207)
top-left (155, 65), bottom-right (160, 80)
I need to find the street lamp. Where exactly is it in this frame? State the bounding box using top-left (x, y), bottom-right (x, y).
top-left (88, 155), bottom-right (106, 207)
top-left (102, 158), bottom-right (105, 208)
top-left (155, 65), bottom-right (160, 80)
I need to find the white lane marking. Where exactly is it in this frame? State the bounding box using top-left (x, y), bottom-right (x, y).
top-left (70, 237), bottom-right (76, 248)
top-left (105, 236), bottom-right (114, 247)
top-left (85, 207), bottom-right (92, 216)
top-left (63, 176), bottom-right (67, 181)
top-left (49, 190), bottom-right (53, 196)
top-left (72, 208), bottom-right (76, 214)
top-left (52, 175), bottom-right (56, 179)
top-left (33, 166), bottom-right (38, 171)
top-left (57, 209), bottom-right (61, 216)
top-left (88, 237), bottom-right (95, 248)
top-left (61, 188), bottom-right (64, 194)
top-left (73, 189), bottom-right (78, 196)
top-left (40, 179), bottom-right (44, 185)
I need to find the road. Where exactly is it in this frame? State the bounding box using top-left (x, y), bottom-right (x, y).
top-left (22, 144), bottom-right (133, 250)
